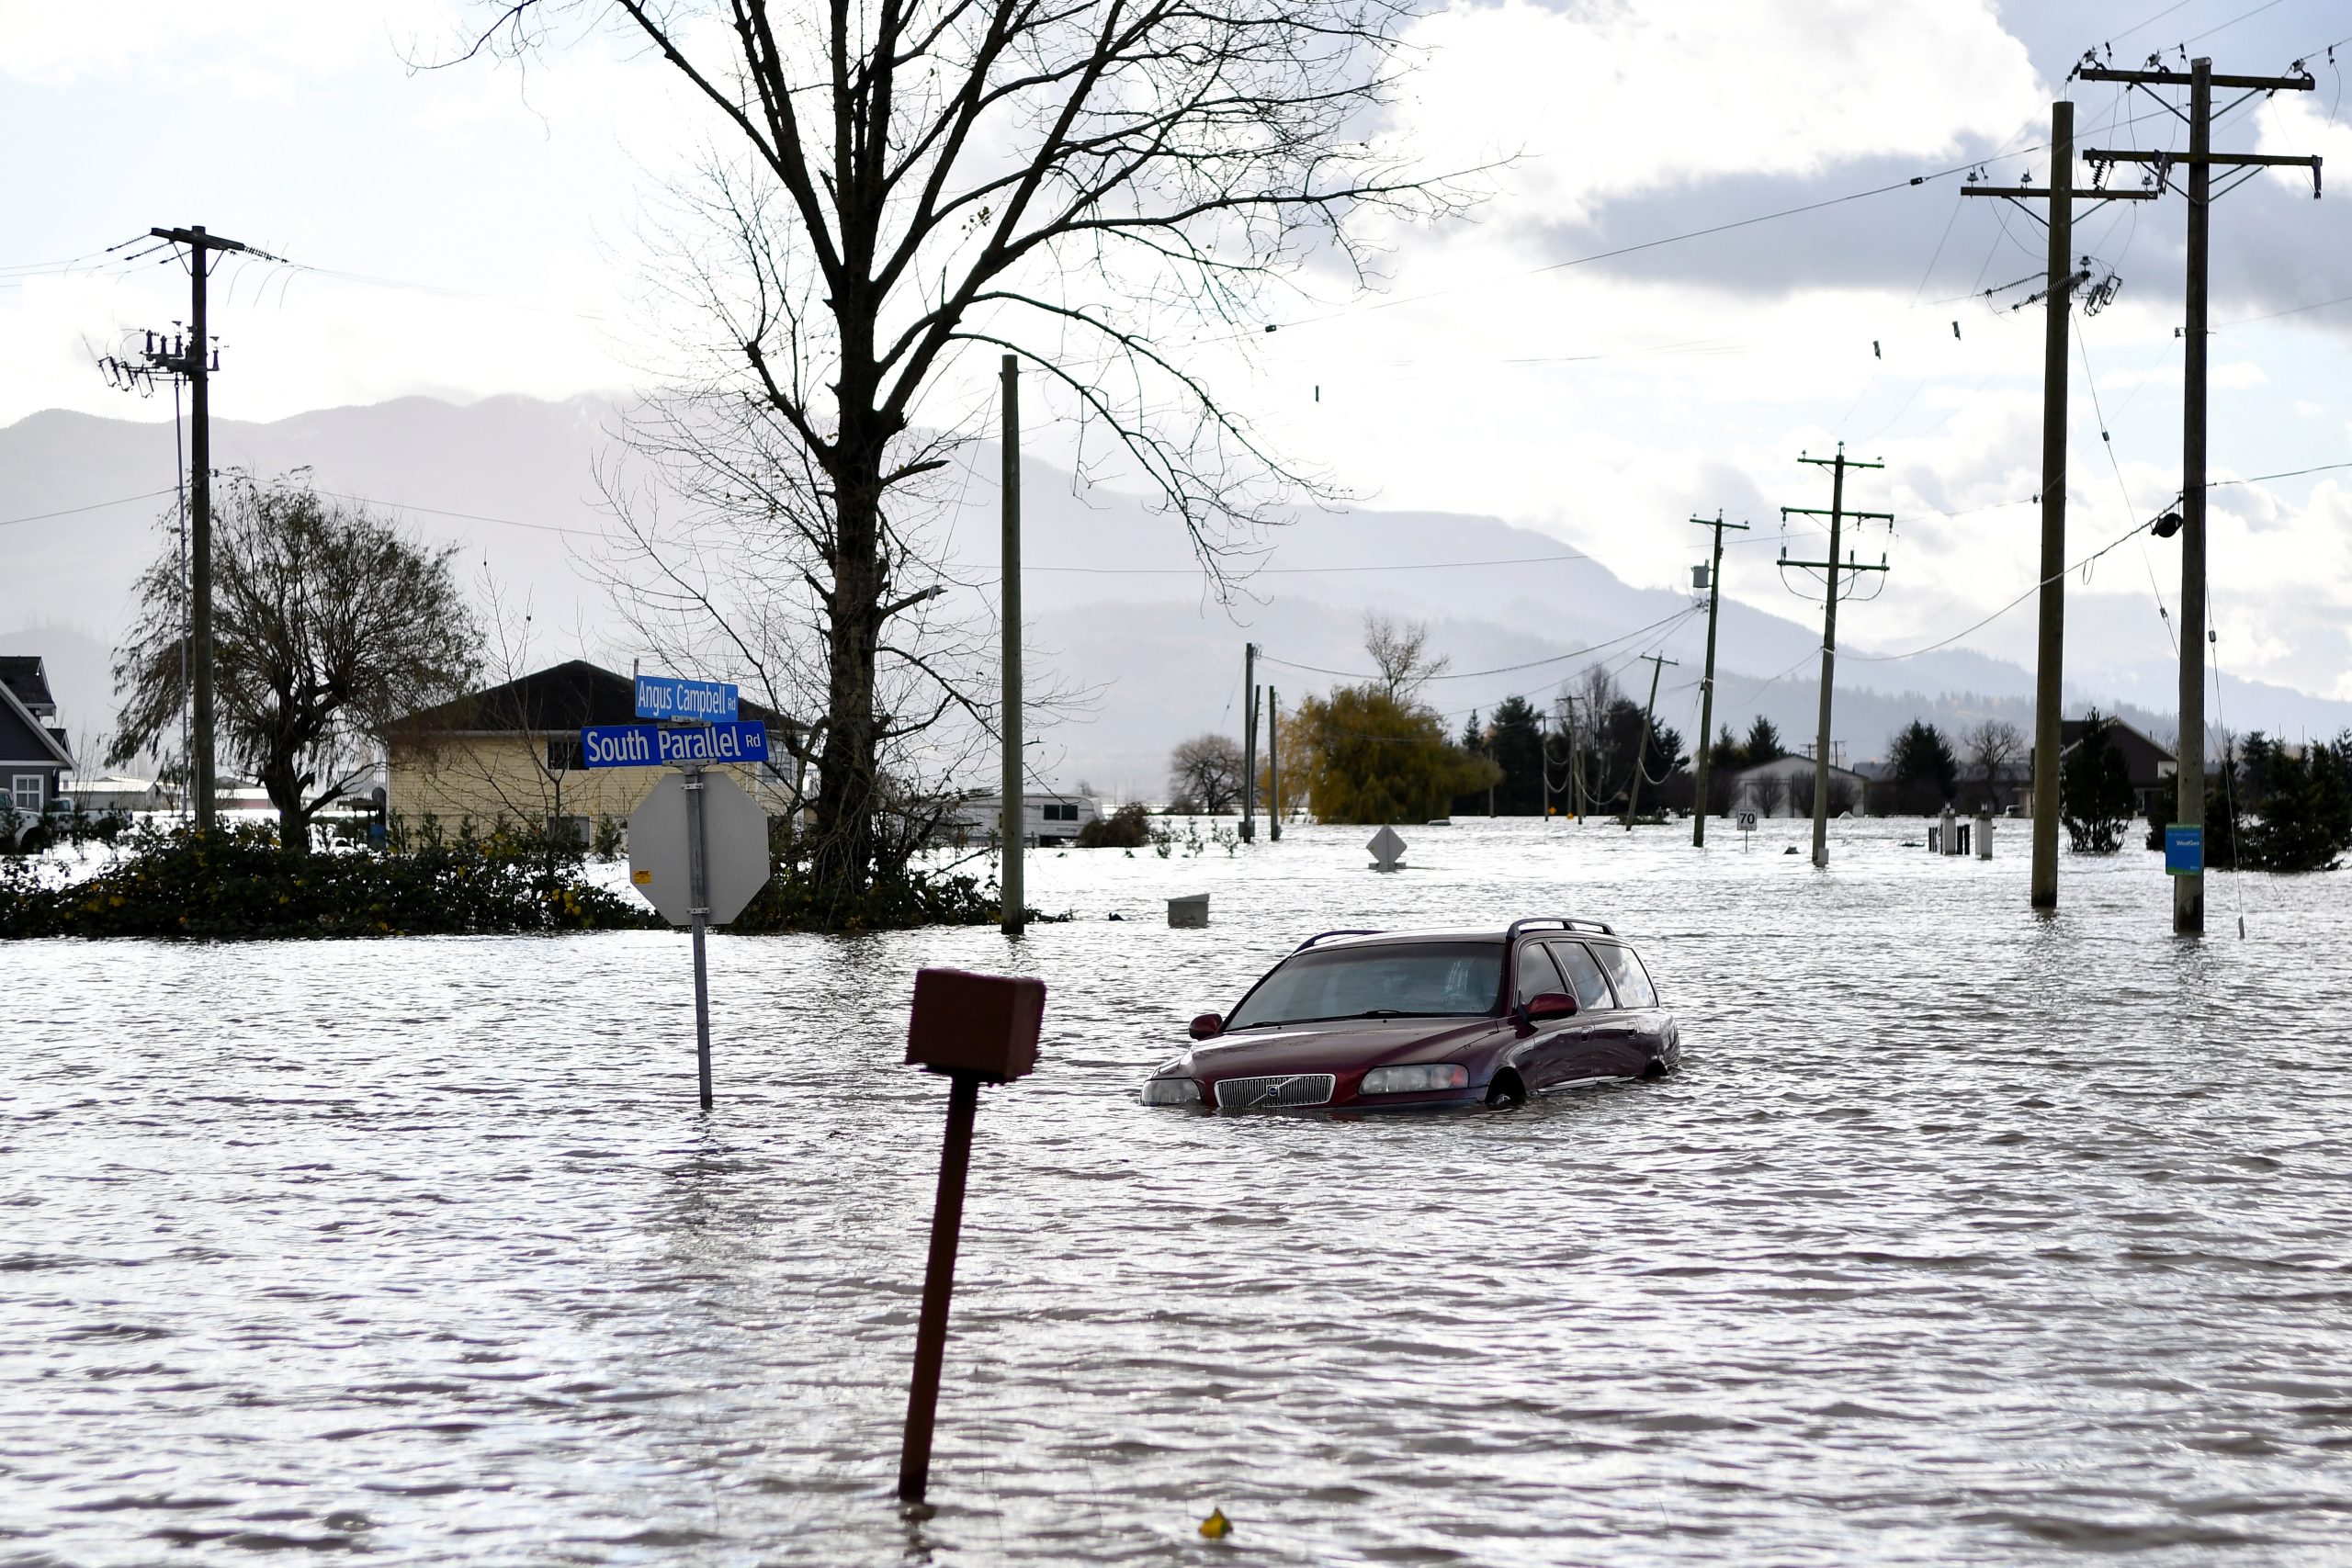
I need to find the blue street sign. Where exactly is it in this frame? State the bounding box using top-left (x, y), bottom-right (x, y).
top-left (635, 672), bottom-right (740, 723)
top-left (581, 720), bottom-right (769, 769)
top-left (2165, 824), bottom-right (2203, 876)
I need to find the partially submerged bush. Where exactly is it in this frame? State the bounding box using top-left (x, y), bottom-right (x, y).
top-left (0, 821), bottom-right (655, 939)
top-left (1076, 802), bottom-right (1151, 848)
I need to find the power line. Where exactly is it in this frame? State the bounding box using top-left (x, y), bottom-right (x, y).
top-left (0, 488), bottom-right (178, 528)
top-left (1258, 603), bottom-right (1703, 685)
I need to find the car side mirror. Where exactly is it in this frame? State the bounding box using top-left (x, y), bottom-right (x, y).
top-left (1523, 992), bottom-right (1577, 1023)
top-left (1189, 1011), bottom-right (1224, 1040)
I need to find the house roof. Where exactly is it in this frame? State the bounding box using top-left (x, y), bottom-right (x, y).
top-left (0, 656), bottom-right (57, 718)
top-left (390, 660), bottom-right (793, 736)
top-left (1733, 754), bottom-right (1868, 784)
top-left (2056, 717), bottom-right (2175, 786)
top-left (0, 676), bottom-right (74, 769)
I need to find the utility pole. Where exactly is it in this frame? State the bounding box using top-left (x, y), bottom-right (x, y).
top-left (1688, 512), bottom-right (1748, 846)
top-left (1780, 446), bottom-right (1892, 868)
top-left (2081, 56), bottom-right (2320, 935)
top-left (999, 355), bottom-right (1024, 935)
top-left (1239, 643), bottom-right (1258, 842)
top-left (1268, 687), bottom-right (1283, 838)
top-left (1622, 653), bottom-right (1679, 829)
top-left (1963, 101), bottom-right (2157, 911)
top-left (107, 229), bottom-right (256, 828)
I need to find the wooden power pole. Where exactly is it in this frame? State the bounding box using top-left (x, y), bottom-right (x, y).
top-left (1266, 687), bottom-right (1281, 840)
top-left (2079, 55), bottom-right (2320, 935)
top-left (149, 225), bottom-right (255, 830)
top-left (1239, 643), bottom-right (1258, 842)
top-left (1962, 101), bottom-right (2157, 910)
top-left (999, 355), bottom-right (1024, 935)
top-left (1688, 511), bottom-right (1748, 846)
top-left (1622, 653), bottom-right (1679, 829)
top-left (1779, 446), bottom-right (1891, 868)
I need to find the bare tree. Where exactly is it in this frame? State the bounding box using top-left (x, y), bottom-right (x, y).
top-left (110, 473), bottom-right (479, 853)
top-left (1363, 614), bottom-right (1451, 700)
top-left (1962, 719), bottom-right (2026, 812)
top-left (1167, 733), bottom-right (1245, 814)
top-left (450, 0), bottom-right (1469, 910)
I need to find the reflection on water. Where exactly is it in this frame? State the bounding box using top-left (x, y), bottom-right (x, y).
top-left (6, 818), bottom-right (2350, 1564)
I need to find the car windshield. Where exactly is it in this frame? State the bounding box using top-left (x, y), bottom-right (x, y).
top-left (1227, 941), bottom-right (1503, 1029)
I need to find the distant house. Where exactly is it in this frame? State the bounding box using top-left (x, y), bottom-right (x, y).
top-left (0, 656), bottom-right (74, 817)
top-left (2040, 718), bottom-right (2176, 818)
top-left (59, 774), bottom-right (178, 815)
top-left (385, 660), bottom-right (801, 837)
top-left (938, 792), bottom-right (1102, 848)
top-left (1730, 755), bottom-right (1869, 818)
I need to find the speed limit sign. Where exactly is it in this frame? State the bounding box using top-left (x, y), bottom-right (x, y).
top-left (1736, 810), bottom-right (1758, 832)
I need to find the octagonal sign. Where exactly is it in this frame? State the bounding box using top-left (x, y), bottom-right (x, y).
top-left (628, 772), bottom-right (774, 927)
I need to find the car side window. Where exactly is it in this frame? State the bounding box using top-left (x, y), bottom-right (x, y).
top-left (1545, 942), bottom-right (1614, 1012)
top-left (1594, 943), bottom-right (1658, 1009)
top-left (1514, 942), bottom-right (1566, 1006)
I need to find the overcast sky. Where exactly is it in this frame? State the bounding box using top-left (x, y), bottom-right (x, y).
top-left (5, 0), bottom-right (2349, 705)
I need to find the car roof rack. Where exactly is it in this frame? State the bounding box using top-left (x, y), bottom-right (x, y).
top-left (1503, 916), bottom-right (1615, 942)
top-left (1295, 928), bottom-right (1385, 952)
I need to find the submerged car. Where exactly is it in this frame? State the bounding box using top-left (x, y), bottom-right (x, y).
top-left (1141, 918), bottom-right (1680, 1112)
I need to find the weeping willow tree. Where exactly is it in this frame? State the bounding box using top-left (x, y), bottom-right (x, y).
top-left (450, 0), bottom-right (1470, 917)
top-left (108, 473), bottom-right (478, 853)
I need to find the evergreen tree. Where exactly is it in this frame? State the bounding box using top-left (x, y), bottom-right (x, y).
top-left (1743, 715), bottom-right (1785, 762)
top-left (1887, 719), bottom-right (1961, 815)
top-left (2060, 710), bottom-right (2136, 853)
top-left (1485, 696), bottom-right (1548, 814)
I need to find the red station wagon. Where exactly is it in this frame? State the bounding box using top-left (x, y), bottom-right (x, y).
top-left (1140, 918), bottom-right (1681, 1112)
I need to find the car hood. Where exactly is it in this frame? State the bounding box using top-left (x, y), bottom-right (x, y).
top-left (1182, 1017), bottom-right (1510, 1076)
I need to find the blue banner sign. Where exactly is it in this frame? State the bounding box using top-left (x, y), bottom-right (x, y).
top-left (2165, 824), bottom-right (2203, 876)
top-left (581, 720), bottom-right (769, 770)
top-left (635, 673), bottom-right (739, 723)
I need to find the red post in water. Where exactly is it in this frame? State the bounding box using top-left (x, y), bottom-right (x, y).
top-left (896, 968), bottom-right (1045, 1506)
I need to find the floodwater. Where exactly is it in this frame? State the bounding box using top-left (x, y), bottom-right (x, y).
top-left (6, 817), bottom-right (2351, 1565)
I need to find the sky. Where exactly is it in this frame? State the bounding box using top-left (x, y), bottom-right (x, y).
top-left (4, 0), bottom-right (2349, 709)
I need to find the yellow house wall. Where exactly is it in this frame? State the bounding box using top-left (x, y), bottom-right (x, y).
top-left (387, 734), bottom-right (786, 830)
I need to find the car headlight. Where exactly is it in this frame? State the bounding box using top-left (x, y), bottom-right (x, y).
top-left (1141, 1077), bottom-right (1203, 1106)
top-left (1359, 1064), bottom-right (1469, 1094)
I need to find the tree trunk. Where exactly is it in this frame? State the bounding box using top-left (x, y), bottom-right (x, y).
top-left (262, 767), bottom-right (312, 856)
top-left (811, 433), bottom-right (888, 903)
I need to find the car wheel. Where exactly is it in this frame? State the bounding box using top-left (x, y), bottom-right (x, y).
top-left (1485, 1069), bottom-right (1527, 1108)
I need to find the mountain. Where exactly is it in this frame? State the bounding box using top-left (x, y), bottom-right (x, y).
top-left (5, 394), bottom-right (2344, 793)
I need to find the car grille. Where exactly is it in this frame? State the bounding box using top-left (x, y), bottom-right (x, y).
top-left (1212, 1073), bottom-right (1336, 1111)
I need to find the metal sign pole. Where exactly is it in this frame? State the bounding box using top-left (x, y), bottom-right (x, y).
top-left (684, 761), bottom-right (714, 1110)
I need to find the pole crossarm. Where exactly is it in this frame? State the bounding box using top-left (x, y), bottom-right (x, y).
top-left (1797, 455), bottom-right (1882, 470)
top-left (1964, 186), bottom-right (2159, 201)
top-left (2077, 66), bottom-right (2313, 90)
top-left (1781, 506), bottom-right (1893, 523)
top-left (1778, 558), bottom-right (1890, 573)
top-left (1690, 513), bottom-right (1750, 533)
top-left (2086, 149), bottom-right (2321, 170)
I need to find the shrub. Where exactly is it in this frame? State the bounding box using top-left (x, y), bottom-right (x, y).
top-left (1076, 802), bottom-right (1151, 848)
top-left (0, 820), bottom-right (656, 939)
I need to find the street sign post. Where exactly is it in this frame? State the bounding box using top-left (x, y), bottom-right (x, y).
top-left (594, 715), bottom-right (775, 1109)
top-left (626, 768), bottom-right (773, 1107)
top-left (634, 671), bottom-right (739, 723)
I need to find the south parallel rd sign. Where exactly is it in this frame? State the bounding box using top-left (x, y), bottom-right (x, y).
top-left (580, 720), bottom-right (770, 769)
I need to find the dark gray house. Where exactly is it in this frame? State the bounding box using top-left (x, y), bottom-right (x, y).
top-left (0, 657), bottom-right (75, 816)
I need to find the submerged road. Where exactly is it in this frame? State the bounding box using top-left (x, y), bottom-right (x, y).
top-left (6, 818), bottom-right (2348, 1563)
